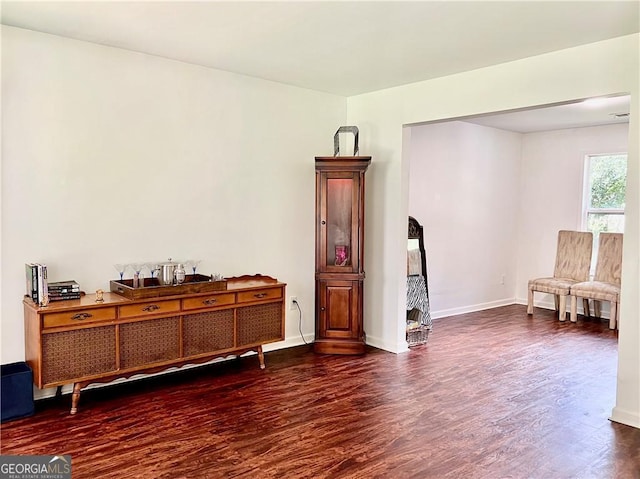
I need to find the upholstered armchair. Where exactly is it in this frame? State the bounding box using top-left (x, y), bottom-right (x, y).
top-left (570, 232), bottom-right (623, 329)
top-left (527, 230), bottom-right (593, 321)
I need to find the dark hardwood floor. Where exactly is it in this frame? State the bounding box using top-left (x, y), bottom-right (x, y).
top-left (1, 304), bottom-right (639, 478)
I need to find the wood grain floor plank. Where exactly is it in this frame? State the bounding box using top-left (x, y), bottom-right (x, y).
top-left (1, 304), bottom-right (638, 478)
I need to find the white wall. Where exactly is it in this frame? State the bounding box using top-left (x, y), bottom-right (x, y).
top-left (516, 124), bottom-right (630, 308)
top-left (348, 34), bottom-right (640, 428)
top-left (408, 121), bottom-right (522, 317)
top-left (1, 27), bottom-right (346, 367)
top-left (2, 26), bottom-right (638, 429)
top-left (408, 122), bottom-right (629, 318)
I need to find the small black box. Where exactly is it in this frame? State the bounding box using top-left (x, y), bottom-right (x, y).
top-left (1, 362), bottom-right (35, 422)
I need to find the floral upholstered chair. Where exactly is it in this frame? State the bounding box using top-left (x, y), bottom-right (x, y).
top-left (570, 232), bottom-right (623, 329)
top-left (527, 230), bottom-right (593, 321)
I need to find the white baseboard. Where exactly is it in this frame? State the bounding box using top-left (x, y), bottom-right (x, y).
top-left (514, 296), bottom-right (612, 319)
top-left (430, 298), bottom-right (516, 320)
top-left (263, 334), bottom-right (315, 352)
top-left (34, 334), bottom-right (316, 401)
top-left (610, 406), bottom-right (640, 429)
top-left (365, 334), bottom-right (409, 354)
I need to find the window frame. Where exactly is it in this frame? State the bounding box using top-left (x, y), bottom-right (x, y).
top-left (581, 152), bottom-right (627, 231)
top-left (581, 152), bottom-right (627, 275)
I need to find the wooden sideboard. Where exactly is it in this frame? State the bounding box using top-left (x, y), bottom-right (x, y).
top-left (24, 274), bottom-right (285, 414)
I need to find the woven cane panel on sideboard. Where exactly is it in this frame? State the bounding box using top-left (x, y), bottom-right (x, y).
top-left (237, 303), bottom-right (282, 346)
top-left (120, 317), bottom-right (180, 369)
top-left (183, 310), bottom-right (234, 356)
top-left (42, 327), bottom-right (117, 385)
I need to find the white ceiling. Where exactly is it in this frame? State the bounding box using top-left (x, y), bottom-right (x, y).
top-left (463, 95), bottom-right (631, 133)
top-left (2, 1), bottom-right (639, 97)
top-left (1, 1), bottom-right (638, 130)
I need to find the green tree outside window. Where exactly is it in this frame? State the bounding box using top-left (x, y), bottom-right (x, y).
top-left (585, 153), bottom-right (627, 272)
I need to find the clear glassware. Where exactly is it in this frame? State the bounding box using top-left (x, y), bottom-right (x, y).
top-left (175, 263), bottom-right (186, 284)
top-left (114, 264), bottom-right (126, 281)
top-left (183, 260), bottom-right (194, 277)
top-left (211, 273), bottom-right (224, 282)
top-left (131, 263), bottom-right (143, 288)
top-left (124, 263), bottom-right (135, 279)
top-left (145, 262), bottom-right (157, 279)
top-left (191, 260), bottom-right (202, 275)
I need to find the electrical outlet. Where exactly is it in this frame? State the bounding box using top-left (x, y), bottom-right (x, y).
top-left (289, 296), bottom-right (298, 310)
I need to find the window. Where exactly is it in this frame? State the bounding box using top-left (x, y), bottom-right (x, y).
top-left (582, 153), bottom-right (627, 271)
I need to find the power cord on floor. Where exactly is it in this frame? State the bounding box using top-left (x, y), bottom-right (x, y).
top-left (293, 299), bottom-right (309, 345)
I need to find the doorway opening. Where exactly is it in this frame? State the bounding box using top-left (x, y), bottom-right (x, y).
top-left (403, 94), bottom-right (630, 323)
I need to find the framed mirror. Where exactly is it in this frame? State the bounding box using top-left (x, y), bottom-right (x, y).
top-left (407, 216), bottom-right (431, 346)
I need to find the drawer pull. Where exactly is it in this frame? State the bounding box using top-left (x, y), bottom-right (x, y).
top-left (71, 312), bottom-right (93, 320)
top-left (203, 298), bottom-right (217, 305)
top-left (142, 304), bottom-right (160, 312)
top-left (254, 293), bottom-right (268, 299)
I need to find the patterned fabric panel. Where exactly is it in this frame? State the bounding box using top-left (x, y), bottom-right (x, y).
top-left (528, 277), bottom-right (576, 295)
top-left (571, 281), bottom-right (620, 302)
top-left (407, 275), bottom-right (432, 328)
top-left (120, 317), bottom-right (180, 369)
top-left (42, 327), bottom-right (116, 385)
top-left (237, 303), bottom-right (282, 346)
top-left (554, 230), bottom-right (593, 282)
top-left (595, 233), bottom-right (623, 285)
top-left (183, 310), bottom-right (234, 356)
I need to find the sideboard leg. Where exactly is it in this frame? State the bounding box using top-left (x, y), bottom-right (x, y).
top-left (55, 385), bottom-right (63, 398)
top-left (257, 345), bottom-right (265, 370)
top-left (70, 383), bottom-right (82, 415)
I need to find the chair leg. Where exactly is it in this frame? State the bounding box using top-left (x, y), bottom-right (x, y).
top-left (570, 295), bottom-right (578, 323)
top-left (527, 289), bottom-right (534, 315)
top-left (558, 295), bottom-right (567, 321)
top-left (594, 300), bottom-right (601, 318)
top-left (554, 295), bottom-right (559, 311)
top-left (582, 298), bottom-right (590, 318)
top-left (609, 301), bottom-right (617, 330)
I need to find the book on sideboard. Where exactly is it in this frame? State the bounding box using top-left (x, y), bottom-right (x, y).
top-left (38, 264), bottom-right (48, 306)
top-left (25, 263), bottom-right (38, 303)
top-left (48, 280), bottom-right (80, 292)
top-left (44, 279), bottom-right (81, 302)
top-left (48, 280), bottom-right (79, 286)
top-left (25, 263), bottom-right (49, 306)
top-left (48, 293), bottom-right (82, 301)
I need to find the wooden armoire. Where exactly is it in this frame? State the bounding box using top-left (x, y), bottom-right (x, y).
top-left (314, 156), bottom-right (371, 355)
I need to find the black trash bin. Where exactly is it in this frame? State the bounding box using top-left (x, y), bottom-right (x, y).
top-left (1, 362), bottom-right (35, 422)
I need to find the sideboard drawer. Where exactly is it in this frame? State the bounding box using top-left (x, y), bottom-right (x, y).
top-left (237, 288), bottom-right (282, 304)
top-left (118, 300), bottom-right (181, 319)
top-left (182, 293), bottom-right (236, 311)
top-left (43, 307), bottom-right (117, 329)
